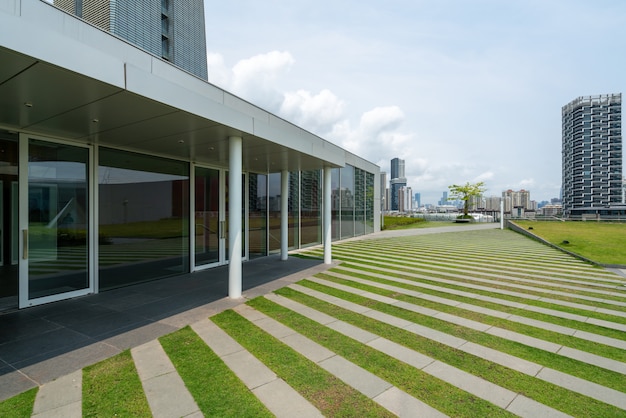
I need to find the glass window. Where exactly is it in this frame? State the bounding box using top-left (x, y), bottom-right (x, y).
top-left (365, 172), bottom-right (375, 234)
top-left (289, 171), bottom-right (299, 249)
top-left (0, 132), bottom-right (18, 310)
top-left (27, 139), bottom-right (90, 299)
top-left (331, 168), bottom-right (340, 240)
top-left (354, 168), bottom-right (365, 236)
top-left (194, 167), bottom-right (219, 267)
top-left (268, 172), bottom-right (281, 254)
top-left (300, 170), bottom-right (321, 247)
top-left (98, 148), bottom-right (189, 290)
top-left (340, 165), bottom-right (354, 240)
top-left (248, 173), bottom-right (267, 259)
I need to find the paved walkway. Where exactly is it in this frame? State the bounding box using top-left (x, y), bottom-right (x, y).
top-left (4, 223), bottom-right (626, 416)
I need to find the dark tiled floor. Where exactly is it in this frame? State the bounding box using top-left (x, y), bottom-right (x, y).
top-left (0, 254), bottom-right (326, 401)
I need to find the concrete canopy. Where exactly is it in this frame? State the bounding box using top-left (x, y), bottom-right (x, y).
top-left (0, 0), bottom-right (349, 174)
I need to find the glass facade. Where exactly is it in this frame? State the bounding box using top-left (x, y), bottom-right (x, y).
top-left (27, 139), bottom-right (90, 299)
top-left (268, 172), bottom-right (281, 253)
top-left (248, 173), bottom-right (267, 259)
top-left (300, 170), bottom-right (322, 247)
top-left (194, 167), bottom-right (220, 267)
top-left (288, 171), bottom-right (300, 249)
top-left (98, 148), bottom-right (189, 290)
top-left (354, 167), bottom-right (365, 236)
top-left (340, 165), bottom-right (354, 239)
top-left (331, 168), bottom-right (340, 240)
top-left (0, 132), bottom-right (18, 310)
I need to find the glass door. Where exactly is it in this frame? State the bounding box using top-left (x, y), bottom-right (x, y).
top-left (0, 132), bottom-right (19, 311)
top-left (193, 167), bottom-right (247, 270)
top-left (19, 137), bottom-right (93, 308)
top-left (194, 166), bottom-right (222, 269)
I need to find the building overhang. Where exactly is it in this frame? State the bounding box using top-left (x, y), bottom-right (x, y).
top-left (0, 0), bottom-right (361, 174)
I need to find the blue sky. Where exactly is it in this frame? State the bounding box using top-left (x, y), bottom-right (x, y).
top-left (203, 0), bottom-right (626, 205)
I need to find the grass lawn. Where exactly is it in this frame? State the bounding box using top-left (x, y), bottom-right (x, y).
top-left (512, 221), bottom-right (626, 265)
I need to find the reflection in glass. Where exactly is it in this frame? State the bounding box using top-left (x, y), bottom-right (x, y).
top-left (365, 172), bottom-right (375, 234)
top-left (300, 170), bottom-right (321, 247)
top-left (331, 168), bottom-right (340, 240)
top-left (354, 167), bottom-right (365, 236)
top-left (28, 139), bottom-right (89, 299)
top-left (248, 173), bottom-right (267, 258)
top-left (340, 165), bottom-right (354, 239)
top-left (288, 171), bottom-right (299, 249)
top-left (268, 173), bottom-right (281, 253)
top-left (195, 167), bottom-right (219, 267)
top-left (0, 133), bottom-right (19, 310)
top-left (98, 148), bottom-right (189, 290)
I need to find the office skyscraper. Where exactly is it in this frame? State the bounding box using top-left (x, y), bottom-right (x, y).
top-left (54, 0), bottom-right (208, 80)
top-left (561, 94), bottom-right (622, 217)
top-left (389, 158), bottom-right (407, 211)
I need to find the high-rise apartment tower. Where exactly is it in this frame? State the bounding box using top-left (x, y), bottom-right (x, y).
top-left (389, 158), bottom-right (407, 211)
top-left (54, 0), bottom-right (208, 80)
top-left (561, 94), bottom-right (622, 217)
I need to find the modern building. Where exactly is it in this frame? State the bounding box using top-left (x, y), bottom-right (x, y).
top-left (0, 0), bottom-right (380, 311)
top-left (53, 0), bottom-right (208, 80)
top-left (414, 192), bottom-right (421, 209)
top-left (380, 171), bottom-right (388, 211)
top-left (438, 191), bottom-right (448, 206)
top-left (389, 157), bottom-right (406, 211)
top-left (562, 94), bottom-right (623, 217)
top-left (397, 186), bottom-right (412, 213)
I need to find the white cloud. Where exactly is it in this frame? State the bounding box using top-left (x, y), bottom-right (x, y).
top-left (214, 50), bottom-right (295, 112)
top-left (279, 89), bottom-right (345, 134)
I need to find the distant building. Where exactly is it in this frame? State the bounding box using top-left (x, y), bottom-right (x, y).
top-left (414, 192), bottom-right (421, 209)
top-left (389, 158), bottom-right (407, 211)
top-left (380, 172), bottom-right (388, 211)
top-left (562, 93), bottom-right (622, 217)
top-left (54, 0), bottom-right (208, 80)
top-left (398, 186), bottom-right (413, 212)
top-left (438, 191), bottom-right (448, 206)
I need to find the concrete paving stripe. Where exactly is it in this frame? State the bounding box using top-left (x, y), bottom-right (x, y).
top-left (313, 274), bottom-right (626, 370)
top-left (234, 304), bottom-right (432, 416)
top-left (191, 318), bottom-right (322, 417)
top-left (283, 283), bottom-right (626, 407)
top-left (32, 369), bottom-right (82, 418)
top-left (333, 248), bottom-right (626, 300)
top-left (131, 340), bottom-right (200, 418)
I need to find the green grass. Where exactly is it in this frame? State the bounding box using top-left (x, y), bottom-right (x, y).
top-left (308, 274), bottom-right (626, 390)
top-left (382, 216), bottom-right (429, 230)
top-left (0, 387), bottom-right (36, 418)
top-left (211, 309), bottom-right (395, 417)
top-left (159, 326), bottom-right (273, 417)
top-left (273, 286), bottom-right (625, 417)
top-left (247, 296), bottom-right (515, 418)
top-left (82, 350), bottom-right (151, 417)
top-left (513, 221), bottom-right (626, 265)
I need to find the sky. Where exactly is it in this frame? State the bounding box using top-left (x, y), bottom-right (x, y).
top-left (202, 0), bottom-right (626, 206)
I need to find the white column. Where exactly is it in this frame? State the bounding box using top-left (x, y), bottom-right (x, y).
top-left (228, 136), bottom-right (243, 298)
top-left (280, 170), bottom-right (289, 261)
top-left (323, 166), bottom-right (332, 264)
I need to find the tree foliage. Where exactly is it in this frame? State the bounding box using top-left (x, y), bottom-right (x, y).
top-left (448, 181), bottom-right (487, 216)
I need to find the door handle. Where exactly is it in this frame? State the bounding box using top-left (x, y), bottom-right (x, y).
top-left (22, 229), bottom-right (28, 260)
top-left (220, 221), bottom-right (226, 239)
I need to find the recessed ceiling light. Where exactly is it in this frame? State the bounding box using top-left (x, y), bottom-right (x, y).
top-left (24, 102), bottom-right (33, 107)
top-left (178, 139), bottom-right (185, 144)
top-left (92, 118), bottom-right (99, 123)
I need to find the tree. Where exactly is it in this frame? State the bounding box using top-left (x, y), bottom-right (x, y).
top-left (448, 181), bottom-right (487, 218)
